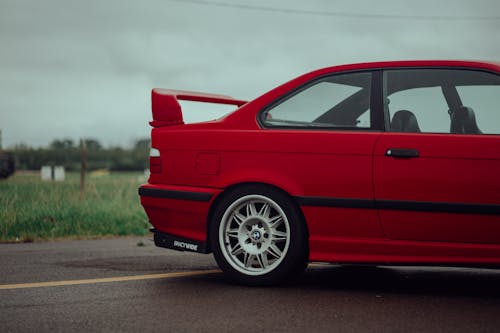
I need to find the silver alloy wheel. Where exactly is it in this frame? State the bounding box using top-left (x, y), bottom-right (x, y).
top-left (219, 194), bottom-right (291, 276)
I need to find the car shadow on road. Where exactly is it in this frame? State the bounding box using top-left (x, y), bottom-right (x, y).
top-left (185, 264), bottom-right (500, 298)
top-left (293, 264), bottom-right (500, 298)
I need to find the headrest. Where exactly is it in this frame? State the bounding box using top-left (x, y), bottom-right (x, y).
top-left (391, 110), bottom-right (421, 132)
top-left (450, 106), bottom-right (482, 134)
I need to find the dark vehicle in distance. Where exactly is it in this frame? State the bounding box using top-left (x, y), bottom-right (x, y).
top-left (0, 151), bottom-right (15, 179)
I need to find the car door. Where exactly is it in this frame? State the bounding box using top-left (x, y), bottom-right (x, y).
top-left (258, 71), bottom-right (385, 247)
top-left (374, 68), bottom-right (500, 244)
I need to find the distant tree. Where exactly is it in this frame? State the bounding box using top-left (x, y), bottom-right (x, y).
top-left (134, 138), bottom-right (150, 151)
top-left (12, 138), bottom-right (150, 171)
top-left (12, 143), bottom-right (30, 150)
top-left (50, 138), bottom-right (74, 150)
top-left (84, 139), bottom-right (103, 151)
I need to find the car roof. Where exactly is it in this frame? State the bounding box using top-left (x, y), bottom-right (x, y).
top-left (309, 60), bottom-right (499, 77)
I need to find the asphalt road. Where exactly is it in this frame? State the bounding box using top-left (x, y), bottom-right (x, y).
top-left (1, 236), bottom-right (500, 332)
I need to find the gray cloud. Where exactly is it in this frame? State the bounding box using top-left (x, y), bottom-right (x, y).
top-left (1, 0), bottom-right (499, 147)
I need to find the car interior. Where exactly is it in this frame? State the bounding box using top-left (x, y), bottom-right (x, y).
top-left (385, 69), bottom-right (498, 134)
top-left (449, 106), bottom-right (482, 134)
top-left (390, 110), bottom-right (421, 132)
top-left (265, 68), bottom-right (498, 134)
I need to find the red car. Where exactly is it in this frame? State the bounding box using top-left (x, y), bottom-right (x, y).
top-left (139, 60), bottom-right (500, 285)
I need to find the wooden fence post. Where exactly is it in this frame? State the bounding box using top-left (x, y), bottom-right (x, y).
top-left (80, 138), bottom-right (86, 198)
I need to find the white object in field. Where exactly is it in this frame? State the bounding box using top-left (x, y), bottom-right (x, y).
top-left (54, 166), bottom-right (65, 181)
top-left (41, 166), bottom-right (52, 181)
top-left (137, 169), bottom-right (150, 182)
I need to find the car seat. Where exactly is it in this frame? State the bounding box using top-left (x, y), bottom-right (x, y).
top-left (390, 110), bottom-right (421, 132)
top-left (449, 106), bottom-right (482, 134)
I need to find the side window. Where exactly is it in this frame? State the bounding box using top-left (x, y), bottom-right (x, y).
top-left (456, 85), bottom-right (500, 134)
top-left (384, 69), bottom-right (500, 134)
top-left (262, 72), bottom-right (372, 129)
top-left (387, 87), bottom-right (449, 133)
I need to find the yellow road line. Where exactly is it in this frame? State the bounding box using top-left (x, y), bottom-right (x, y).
top-left (0, 269), bottom-right (221, 290)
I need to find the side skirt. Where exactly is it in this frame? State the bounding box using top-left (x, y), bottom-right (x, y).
top-left (309, 236), bottom-right (500, 265)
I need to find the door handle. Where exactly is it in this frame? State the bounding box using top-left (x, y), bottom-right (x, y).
top-left (386, 149), bottom-right (419, 158)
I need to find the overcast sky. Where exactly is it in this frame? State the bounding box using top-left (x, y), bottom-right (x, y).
top-left (1, 0), bottom-right (499, 148)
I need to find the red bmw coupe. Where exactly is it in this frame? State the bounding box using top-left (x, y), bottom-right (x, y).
top-left (139, 60), bottom-right (500, 285)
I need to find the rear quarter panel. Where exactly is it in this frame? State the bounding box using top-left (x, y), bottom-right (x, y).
top-left (151, 128), bottom-right (384, 244)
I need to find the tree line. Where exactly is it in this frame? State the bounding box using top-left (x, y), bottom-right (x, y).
top-left (11, 138), bottom-right (150, 171)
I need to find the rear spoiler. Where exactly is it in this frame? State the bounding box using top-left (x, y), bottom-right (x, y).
top-left (151, 88), bottom-right (248, 127)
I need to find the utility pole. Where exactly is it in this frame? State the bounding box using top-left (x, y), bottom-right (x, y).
top-left (80, 138), bottom-right (87, 198)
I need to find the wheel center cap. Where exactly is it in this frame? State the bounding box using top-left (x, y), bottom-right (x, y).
top-left (251, 230), bottom-right (261, 241)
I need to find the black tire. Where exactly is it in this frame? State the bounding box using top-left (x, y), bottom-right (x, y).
top-left (210, 184), bottom-right (308, 286)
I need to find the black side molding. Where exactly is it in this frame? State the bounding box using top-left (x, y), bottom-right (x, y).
top-left (139, 187), bottom-right (212, 202)
top-left (296, 196), bottom-right (500, 216)
top-left (296, 196), bottom-right (375, 209)
top-left (377, 200), bottom-right (500, 215)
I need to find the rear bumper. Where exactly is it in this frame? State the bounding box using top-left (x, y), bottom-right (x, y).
top-left (139, 184), bottom-right (221, 249)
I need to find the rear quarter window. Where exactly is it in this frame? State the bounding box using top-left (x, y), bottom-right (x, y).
top-left (262, 72), bottom-right (372, 129)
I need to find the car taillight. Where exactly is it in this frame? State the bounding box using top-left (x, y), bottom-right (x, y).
top-left (149, 148), bottom-right (162, 173)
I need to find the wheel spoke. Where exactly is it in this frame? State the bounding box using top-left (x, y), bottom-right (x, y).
top-left (243, 253), bottom-right (254, 268)
top-left (226, 228), bottom-right (239, 240)
top-left (231, 243), bottom-right (244, 256)
top-left (258, 203), bottom-right (271, 218)
top-left (246, 202), bottom-right (258, 217)
top-left (233, 212), bottom-right (245, 225)
top-left (269, 215), bottom-right (283, 228)
top-left (256, 253), bottom-right (269, 269)
top-left (267, 244), bottom-right (282, 258)
top-left (272, 230), bottom-right (287, 242)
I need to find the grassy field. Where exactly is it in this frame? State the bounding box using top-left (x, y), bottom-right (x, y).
top-left (0, 171), bottom-right (150, 242)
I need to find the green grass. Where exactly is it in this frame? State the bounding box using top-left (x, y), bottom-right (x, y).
top-left (0, 172), bottom-right (150, 242)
